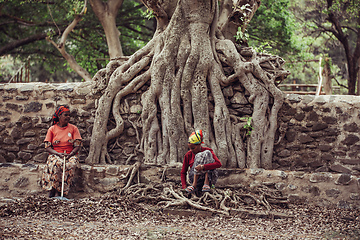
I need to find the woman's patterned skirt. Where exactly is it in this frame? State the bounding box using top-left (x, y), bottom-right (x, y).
top-left (42, 154), bottom-right (79, 195)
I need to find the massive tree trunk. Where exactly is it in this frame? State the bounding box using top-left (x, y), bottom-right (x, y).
top-left (86, 0), bottom-right (289, 169)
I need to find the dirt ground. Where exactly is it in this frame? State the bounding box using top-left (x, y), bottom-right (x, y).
top-left (0, 194), bottom-right (359, 240)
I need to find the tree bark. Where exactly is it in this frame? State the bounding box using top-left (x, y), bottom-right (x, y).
top-left (323, 58), bottom-right (332, 95)
top-left (90, 0), bottom-right (124, 59)
top-left (357, 58), bottom-right (360, 96)
top-left (218, 0), bottom-right (261, 43)
top-left (86, 0), bottom-right (289, 169)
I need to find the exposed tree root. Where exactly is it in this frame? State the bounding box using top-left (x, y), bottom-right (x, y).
top-left (116, 181), bottom-right (289, 216)
top-left (122, 161), bottom-right (141, 189)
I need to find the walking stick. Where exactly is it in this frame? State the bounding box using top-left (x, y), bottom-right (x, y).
top-left (54, 151), bottom-right (70, 200)
top-left (61, 150), bottom-right (66, 198)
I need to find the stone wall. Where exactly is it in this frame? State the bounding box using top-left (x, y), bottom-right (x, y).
top-left (0, 82), bottom-right (144, 165)
top-left (0, 82), bottom-right (96, 164)
top-left (0, 82), bottom-right (359, 208)
top-left (274, 95), bottom-right (360, 175)
top-left (0, 82), bottom-right (360, 175)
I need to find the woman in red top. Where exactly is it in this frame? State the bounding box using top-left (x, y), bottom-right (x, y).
top-left (181, 130), bottom-right (222, 193)
top-left (41, 105), bottom-right (82, 198)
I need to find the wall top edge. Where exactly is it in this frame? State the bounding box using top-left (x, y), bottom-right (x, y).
top-left (1, 83), bottom-right (360, 104)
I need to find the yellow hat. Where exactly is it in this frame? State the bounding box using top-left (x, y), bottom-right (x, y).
top-left (188, 130), bottom-right (204, 144)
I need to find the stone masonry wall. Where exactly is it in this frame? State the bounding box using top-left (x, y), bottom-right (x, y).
top-left (0, 82), bottom-right (359, 208)
top-left (0, 82), bottom-right (360, 176)
top-left (274, 95), bottom-right (360, 175)
top-left (0, 82), bottom-right (144, 165)
top-left (0, 163), bottom-right (359, 209)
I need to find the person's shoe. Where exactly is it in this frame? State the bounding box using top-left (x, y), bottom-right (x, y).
top-left (202, 184), bottom-right (211, 192)
top-left (49, 188), bottom-right (56, 198)
top-left (55, 190), bottom-right (61, 197)
top-left (185, 185), bottom-right (195, 193)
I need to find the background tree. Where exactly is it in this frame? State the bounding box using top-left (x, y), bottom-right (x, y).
top-left (295, 0), bottom-right (360, 95)
top-left (0, 0), bottom-right (153, 82)
top-left (86, 0), bottom-right (289, 169)
top-left (240, 0), bottom-right (358, 95)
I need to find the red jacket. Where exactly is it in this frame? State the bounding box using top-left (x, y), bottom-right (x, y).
top-left (181, 147), bottom-right (222, 189)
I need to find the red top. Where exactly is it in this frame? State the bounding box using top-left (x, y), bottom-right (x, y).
top-left (180, 146), bottom-right (222, 189)
top-left (44, 123), bottom-right (82, 154)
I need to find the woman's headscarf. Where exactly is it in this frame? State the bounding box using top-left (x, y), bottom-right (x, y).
top-left (52, 105), bottom-right (70, 125)
top-left (188, 130), bottom-right (204, 144)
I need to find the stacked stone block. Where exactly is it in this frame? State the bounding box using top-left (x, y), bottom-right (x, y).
top-left (274, 95), bottom-right (360, 175)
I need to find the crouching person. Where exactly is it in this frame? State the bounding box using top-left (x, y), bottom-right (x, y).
top-left (181, 130), bottom-right (222, 193)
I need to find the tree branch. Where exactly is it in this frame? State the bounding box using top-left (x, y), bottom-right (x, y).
top-left (0, 32), bottom-right (50, 56)
top-left (2, 14), bottom-right (36, 26)
top-left (46, 0), bottom-right (92, 81)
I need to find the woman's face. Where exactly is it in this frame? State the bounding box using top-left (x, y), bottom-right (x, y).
top-left (188, 143), bottom-right (201, 155)
top-left (59, 111), bottom-right (70, 125)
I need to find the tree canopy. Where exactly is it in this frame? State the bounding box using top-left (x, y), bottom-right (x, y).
top-left (1, 0), bottom-right (359, 94)
top-left (246, 0), bottom-right (298, 56)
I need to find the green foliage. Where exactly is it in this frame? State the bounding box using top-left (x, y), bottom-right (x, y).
top-left (118, 1), bottom-right (153, 56)
top-left (245, 0), bottom-right (323, 86)
top-left (0, 56), bottom-right (23, 82)
top-left (143, 9), bottom-right (155, 20)
top-left (0, 0), bottom-right (153, 82)
top-left (234, 27), bottom-right (249, 43)
top-left (247, 0), bottom-right (299, 56)
top-left (287, 0), bottom-right (359, 92)
top-left (243, 0), bottom-right (353, 93)
top-left (241, 117), bottom-right (253, 136)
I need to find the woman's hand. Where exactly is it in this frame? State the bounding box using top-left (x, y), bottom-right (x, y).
top-left (65, 146), bottom-right (80, 160)
top-left (64, 152), bottom-right (74, 160)
top-left (46, 147), bottom-right (65, 158)
top-left (195, 164), bottom-right (204, 172)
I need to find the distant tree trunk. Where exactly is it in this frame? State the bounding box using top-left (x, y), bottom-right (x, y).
top-left (86, 0), bottom-right (289, 169)
top-left (323, 58), bottom-right (332, 95)
top-left (357, 58), bottom-right (360, 96)
top-left (90, 0), bottom-right (124, 59)
top-left (325, 0), bottom-right (360, 95)
top-left (348, 56), bottom-right (359, 95)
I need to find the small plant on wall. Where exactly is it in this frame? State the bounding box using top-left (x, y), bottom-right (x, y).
top-left (241, 117), bottom-right (253, 136)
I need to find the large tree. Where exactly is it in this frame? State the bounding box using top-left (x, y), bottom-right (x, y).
top-left (86, 0), bottom-right (289, 169)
